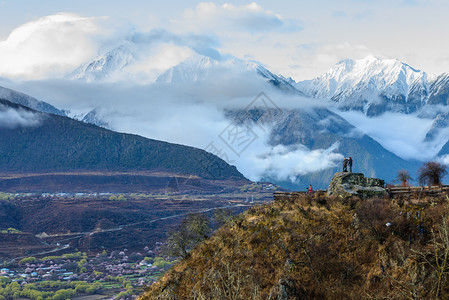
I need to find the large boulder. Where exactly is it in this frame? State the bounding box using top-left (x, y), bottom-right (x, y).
top-left (327, 172), bottom-right (386, 199)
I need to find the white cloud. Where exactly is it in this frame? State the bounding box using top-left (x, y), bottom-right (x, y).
top-left (337, 110), bottom-right (449, 161)
top-left (241, 140), bottom-right (343, 183)
top-left (437, 154), bottom-right (449, 166)
top-left (175, 2), bottom-right (290, 33)
top-left (0, 104), bottom-right (42, 128)
top-left (0, 13), bottom-right (104, 80)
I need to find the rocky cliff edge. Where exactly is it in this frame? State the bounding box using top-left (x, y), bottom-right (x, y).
top-left (327, 172), bottom-right (386, 199)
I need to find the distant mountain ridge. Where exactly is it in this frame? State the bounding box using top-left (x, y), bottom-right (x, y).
top-left (296, 56), bottom-right (449, 117)
top-left (70, 53), bottom-right (449, 121)
top-left (69, 43), bottom-right (304, 95)
top-left (296, 56), bottom-right (429, 116)
top-left (228, 106), bottom-right (420, 189)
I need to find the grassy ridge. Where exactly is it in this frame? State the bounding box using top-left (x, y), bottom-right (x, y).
top-left (141, 193), bottom-right (449, 299)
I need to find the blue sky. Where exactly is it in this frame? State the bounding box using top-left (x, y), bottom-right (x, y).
top-left (0, 0), bottom-right (448, 80)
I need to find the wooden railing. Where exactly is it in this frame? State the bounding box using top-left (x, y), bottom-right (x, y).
top-left (274, 185), bottom-right (449, 201)
top-left (386, 185), bottom-right (449, 196)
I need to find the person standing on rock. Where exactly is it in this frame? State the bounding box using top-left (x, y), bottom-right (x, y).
top-left (348, 157), bottom-right (353, 172)
top-left (343, 157), bottom-right (348, 172)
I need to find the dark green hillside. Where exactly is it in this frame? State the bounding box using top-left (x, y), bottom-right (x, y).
top-left (0, 99), bottom-right (244, 180)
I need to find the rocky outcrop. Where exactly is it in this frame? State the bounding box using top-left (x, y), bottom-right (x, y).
top-left (327, 172), bottom-right (386, 199)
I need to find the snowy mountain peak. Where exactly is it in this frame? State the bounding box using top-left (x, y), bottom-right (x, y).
top-left (155, 54), bottom-right (305, 95)
top-left (156, 54), bottom-right (218, 83)
top-left (156, 54), bottom-right (270, 84)
top-left (324, 56), bottom-right (424, 93)
top-left (428, 72), bottom-right (449, 106)
top-left (296, 56), bottom-right (429, 116)
top-left (68, 44), bottom-right (135, 82)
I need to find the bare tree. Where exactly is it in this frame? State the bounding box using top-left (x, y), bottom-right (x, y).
top-left (418, 162), bottom-right (448, 187)
top-left (165, 212), bottom-right (211, 258)
top-left (395, 169), bottom-right (413, 186)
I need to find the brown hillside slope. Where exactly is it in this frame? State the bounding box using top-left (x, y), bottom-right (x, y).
top-left (140, 193), bottom-right (449, 299)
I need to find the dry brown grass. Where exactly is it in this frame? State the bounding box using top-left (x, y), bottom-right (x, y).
top-left (140, 193), bottom-right (449, 299)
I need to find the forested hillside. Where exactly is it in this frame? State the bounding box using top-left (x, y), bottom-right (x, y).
top-left (0, 99), bottom-right (243, 181)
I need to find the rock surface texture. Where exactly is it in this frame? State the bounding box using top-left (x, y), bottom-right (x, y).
top-left (327, 172), bottom-right (386, 199)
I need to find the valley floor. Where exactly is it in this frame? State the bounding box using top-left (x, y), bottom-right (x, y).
top-left (0, 183), bottom-right (277, 299)
top-left (0, 247), bottom-right (177, 299)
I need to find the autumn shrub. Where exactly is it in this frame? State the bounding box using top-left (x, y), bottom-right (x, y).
top-left (356, 197), bottom-right (395, 243)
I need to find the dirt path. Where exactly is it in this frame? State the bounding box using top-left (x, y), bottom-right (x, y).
top-left (6, 244), bottom-right (70, 264)
top-left (7, 204), bottom-right (251, 264)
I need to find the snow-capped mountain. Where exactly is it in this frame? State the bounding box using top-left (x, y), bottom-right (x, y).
top-left (81, 109), bottom-right (109, 128)
top-left (246, 61), bottom-right (305, 95)
top-left (68, 45), bottom-right (135, 82)
top-left (62, 108), bottom-right (110, 129)
top-left (428, 73), bottom-right (449, 105)
top-left (68, 37), bottom-right (304, 93)
top-left (156, 53), bottom-right (305, 95)
top-left (293, 56), bottom-right (449, 164)
top-left (425, 112), bottom-right (449, 141)
top-left (296, 56), bottom-right (430, 116)
top-left (0, 85), bottom-right (66, 116)
top-left (156, 54), bottom-right (218, 83)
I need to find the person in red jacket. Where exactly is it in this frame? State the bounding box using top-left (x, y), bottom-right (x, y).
top-left (307, 184), bottom-right (314, 193)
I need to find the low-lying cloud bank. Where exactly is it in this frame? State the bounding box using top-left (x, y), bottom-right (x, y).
top-left (243, 140), bottom-right (343, 182)
top-left (0, 105), bottom-right (42, 128)
top-left (337, 110), bottom-right (449, 161)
